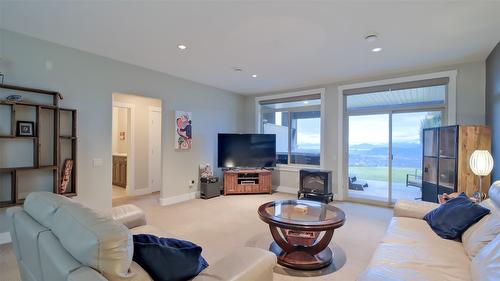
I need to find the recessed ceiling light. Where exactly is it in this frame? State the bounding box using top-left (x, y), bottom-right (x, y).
top-left (365, 34), bottom-right (378, 42)
top-left (251, 74), bottom-right (258, 78)
top-left (233, 67), bottom-right (243, 72)
top-left (371, 47), bottom-right (382, 52)
top-left (303, 101), bottom-right (309, 104)
top-left (177, 44), bottom-right (187, 50)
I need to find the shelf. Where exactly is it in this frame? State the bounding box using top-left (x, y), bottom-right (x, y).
top-left (0, 135), bottom-right (37, 139)
top-left (0, 166), bottom-right (34, 172)
top-left (38, 165), bottom-right (58, 170)
top-left (0, 82), bottom-right (77, 208)
top-left (439, 155), bottom-right (456, 159)
top-left (62, 193), bottom-right (77, 198)
top-left (0, 100), bottom-right (57, 109)
top-left (0, 202), bottom-right (17, 208)
top-left (0, 165), bottom-right (57, 172)
top-left (59, 108), bottom-right (77, 112)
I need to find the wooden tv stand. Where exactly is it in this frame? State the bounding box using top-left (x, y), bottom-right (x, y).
top-left (224, 169), bottom-right (272, 195)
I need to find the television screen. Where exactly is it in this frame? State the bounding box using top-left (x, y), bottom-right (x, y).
top-left (218, 134), bottom-right (276, 168)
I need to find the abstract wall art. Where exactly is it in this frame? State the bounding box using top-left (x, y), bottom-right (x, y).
top-left (175, 111), bottom-right (192, 150)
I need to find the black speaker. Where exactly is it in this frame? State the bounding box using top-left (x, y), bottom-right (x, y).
top-left (200, 177), bottom-right (221, 199)
top-left (200, 177), bottom-right (218, 183)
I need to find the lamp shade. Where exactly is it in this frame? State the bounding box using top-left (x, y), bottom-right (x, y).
top-left (469, 150), bottom-right (494, 176)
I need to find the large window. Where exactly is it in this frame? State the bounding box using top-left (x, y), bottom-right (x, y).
top-left (260, 94), bottom-right (322, 165)
top-left (344, 77), bottom-right (449, 203)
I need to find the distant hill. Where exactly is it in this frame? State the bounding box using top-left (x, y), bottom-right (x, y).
top-left (349, 142), bottom-right (422, 168)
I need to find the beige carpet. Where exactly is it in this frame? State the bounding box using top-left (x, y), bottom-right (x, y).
top-left (1, 192), bottom-right (392, 281)
top-left (112, 185), bottom-right (128, 200)
top-left (0, 242), bottom-right (20, 281)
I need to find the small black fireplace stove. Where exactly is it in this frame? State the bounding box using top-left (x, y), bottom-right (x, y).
top-left (298, 169), bottom-right (334, 203)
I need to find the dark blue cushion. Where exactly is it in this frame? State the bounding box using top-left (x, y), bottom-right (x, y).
top-left (424, 193), bottom-right (490, 240)
top-left (132, 234), bottom-right (208, 281)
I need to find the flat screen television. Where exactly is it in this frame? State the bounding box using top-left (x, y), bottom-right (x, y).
top-left (218, 133), bottom-right (276, 168)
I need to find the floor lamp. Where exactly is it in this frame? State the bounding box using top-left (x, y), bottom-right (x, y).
top-left (469, 150), bottom-right (494, 202)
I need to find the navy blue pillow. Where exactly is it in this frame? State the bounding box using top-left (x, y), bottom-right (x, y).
top-left (423, 193), bottom-right (490, 240)
top-left (132, 234), bottom-right (208, 281)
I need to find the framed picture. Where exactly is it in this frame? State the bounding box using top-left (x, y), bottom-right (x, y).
top-left (16, 121), bottom-right (35, 137)
top-left (175, 111), bottom-right (192, 150)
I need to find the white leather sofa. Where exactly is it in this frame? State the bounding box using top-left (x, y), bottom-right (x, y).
top-left (358, 182), bottom-right (500, 281)
top-left (7, 192), bottom-right (277, 281)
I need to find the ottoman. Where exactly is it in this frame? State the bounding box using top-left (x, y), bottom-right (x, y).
top-left (111, 204), bottom-right (147, 229)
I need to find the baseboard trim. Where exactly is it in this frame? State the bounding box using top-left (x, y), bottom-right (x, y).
top-left (0, 232), bottom-right (11, 245)
top-left (158, 191), bottom-right (198, 206)
top-left (128, 187), bottom-right (152, 196)
top-left (276, 186), bottom-right (298, 194)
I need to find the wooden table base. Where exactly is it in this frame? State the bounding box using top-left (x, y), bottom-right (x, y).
top-left (270, 242), bottom-right (333, 270)
top-left (269, 225), bottom-right (334, 270)
top-left (258, 200), bottom-right (346, 271)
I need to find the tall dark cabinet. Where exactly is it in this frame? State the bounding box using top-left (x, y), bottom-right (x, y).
top-left (422, 125), bottom-right (491, 202)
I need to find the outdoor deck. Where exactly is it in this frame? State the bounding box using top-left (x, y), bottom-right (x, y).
top-left (348, 179), bottom-right (421, 202)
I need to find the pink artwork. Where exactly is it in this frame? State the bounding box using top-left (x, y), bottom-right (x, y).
top-left (60, 159), bottom-right (74, 193)
top-left (175, 111), bottom-right (192, 150)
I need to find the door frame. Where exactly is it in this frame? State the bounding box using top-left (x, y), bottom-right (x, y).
top-left (112, 101), bottom-right (136, 196)
top-left (148, 106), bottom-right (162, 193)
top-left (345, 109), bottom-right (445, 205)
top-left (337, 70), bottom-right (457, 205)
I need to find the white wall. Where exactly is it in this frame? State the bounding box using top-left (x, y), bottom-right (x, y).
top-left (0, 29), bottom-right (246, 216)
top-left (246, 61), bottom-right (487, 197)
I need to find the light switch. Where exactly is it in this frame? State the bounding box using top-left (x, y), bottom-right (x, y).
top-left (93, 158), bottom-right (103, 167)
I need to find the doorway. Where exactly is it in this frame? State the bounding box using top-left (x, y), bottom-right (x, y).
top-left (112, 102), bottom-right (134, 200)
top-left (112, 93), bottom-right (162, 201)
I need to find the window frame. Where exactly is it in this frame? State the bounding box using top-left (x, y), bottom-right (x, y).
top-left (336, 70), bottom-right (457, 202)
top-left (256, 88), bottom-right (326, 169)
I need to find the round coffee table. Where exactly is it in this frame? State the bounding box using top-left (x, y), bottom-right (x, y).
top-left (258, 200), bottom-right (345, 270)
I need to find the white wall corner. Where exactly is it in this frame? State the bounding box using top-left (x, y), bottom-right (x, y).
top-left (0, 232), bottom-right (11, 245)
top-left (158, 191), bottom-right (198, 206)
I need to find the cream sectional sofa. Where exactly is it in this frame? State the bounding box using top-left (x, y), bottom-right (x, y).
top-left (358, 182), bottom-right (500, 281)
top-left (7, 192), bottom-right (277, 281)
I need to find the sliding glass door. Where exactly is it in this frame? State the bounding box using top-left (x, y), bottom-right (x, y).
top-left (347, 110), bottom-right (442, 203)
top-left (348, 114), bottom-right (390, 202)
top-left (391, 111), bottom-right (442, 202)
top-left (344, 81), bottom-right (448, 204)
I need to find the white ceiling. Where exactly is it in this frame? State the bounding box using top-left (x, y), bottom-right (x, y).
top-left (1, 1), bottom-right (500, 95)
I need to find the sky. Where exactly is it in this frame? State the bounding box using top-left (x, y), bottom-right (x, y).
top-left (266, 111), bottom-right (440, 151)
top-left (349, 111), bottom-right (441, 145)
top-left (296, 118), bottom-right (320, 146)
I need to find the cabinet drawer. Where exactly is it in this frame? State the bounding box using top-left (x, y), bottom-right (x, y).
top-left (259, 185), bottom-right (270, 192)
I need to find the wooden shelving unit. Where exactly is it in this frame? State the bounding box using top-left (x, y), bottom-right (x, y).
top-left (224, 169), bottom-right (272, 195)
top-left (421, 125), bottom-right (491, 202)
top-left (0, 83), bottom-right (77, 207)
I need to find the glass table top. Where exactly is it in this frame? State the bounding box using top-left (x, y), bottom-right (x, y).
top-left (261, 200), bottom-right (345, 225)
